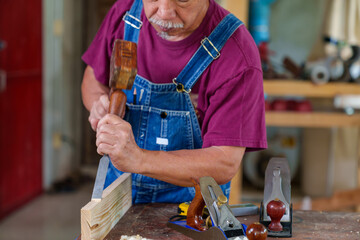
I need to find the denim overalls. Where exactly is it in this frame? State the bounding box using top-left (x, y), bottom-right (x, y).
top-left (104, 0), bottom-right (243, 204)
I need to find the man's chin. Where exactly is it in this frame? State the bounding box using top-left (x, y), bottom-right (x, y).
top-left (157, 31), bottom-right (183, 41)
top-left (157, 32), bottom-right (176, 41)
top-left (157, 31), bottom-right (170, 40)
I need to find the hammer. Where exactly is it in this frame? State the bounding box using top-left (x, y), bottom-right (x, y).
top-left (91, 39), bottom-right (137, 201)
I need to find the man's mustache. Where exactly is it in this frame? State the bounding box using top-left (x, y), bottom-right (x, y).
top-left (149, 17), bottom-right (184, 29)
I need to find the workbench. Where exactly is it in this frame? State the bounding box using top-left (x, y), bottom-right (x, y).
top-left (78, 203), bottom-right (360, 240)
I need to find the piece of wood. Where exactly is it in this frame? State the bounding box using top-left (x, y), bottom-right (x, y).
top-left (266, 112), bottom-right (360, 127)
top-left (81, 173), bottom-right (132, 240)
top-left (264, 80), bottom-right (360, 97)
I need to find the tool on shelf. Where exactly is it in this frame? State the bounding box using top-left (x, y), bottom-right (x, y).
top-left (260, 157), bottom-right (292, 238)
top-left (167, 176), bottom-right (248, 240)
top-left (91, 40), bottom-right (137, 201)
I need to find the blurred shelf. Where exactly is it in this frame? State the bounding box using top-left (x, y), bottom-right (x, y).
top-left (264, 80), bottom-right (360, 97)
top-left (266, 112), bottom-right (360, 127)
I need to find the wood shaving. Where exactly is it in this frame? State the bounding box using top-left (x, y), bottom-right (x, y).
top-left (120, 235), bottom-right (152, 240)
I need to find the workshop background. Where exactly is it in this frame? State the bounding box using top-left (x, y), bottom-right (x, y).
top-left (0, 0), bottom-right (360, 239)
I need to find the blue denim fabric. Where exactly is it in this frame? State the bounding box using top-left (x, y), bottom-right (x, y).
top-left (103, 0), bottom-right (242, 203)
top-left (123, 0), bottom-right (143, 43)
top-left (176, 13), bottom-right (243, 91)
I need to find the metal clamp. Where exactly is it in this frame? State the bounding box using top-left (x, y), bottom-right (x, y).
top-left (201, 37), bottom-right (220, 60)
top-left (173, 78), bottom-right (191, 93)
top-left (122, 12), bottom-right (143, 29)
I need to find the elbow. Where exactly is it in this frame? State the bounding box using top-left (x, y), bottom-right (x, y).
top-left (217, 162), bottom-right (240, 185)
top-left (213, 147), bottom-right (245, 185)
top-left (211, 157), bottom-right (241, 185)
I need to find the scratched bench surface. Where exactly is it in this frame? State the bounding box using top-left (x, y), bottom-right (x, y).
top-left (80, 203), bottom-right (360, 240)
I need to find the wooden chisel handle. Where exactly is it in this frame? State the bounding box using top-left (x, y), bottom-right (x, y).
top-left (109, 89), bottom-right (127, 117)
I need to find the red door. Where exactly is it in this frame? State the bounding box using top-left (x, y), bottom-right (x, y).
top-left (0, 0), bottom-right (42, 220)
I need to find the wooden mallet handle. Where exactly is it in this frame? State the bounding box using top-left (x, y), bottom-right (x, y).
top-left (109, 89), bottom-right (127, 116)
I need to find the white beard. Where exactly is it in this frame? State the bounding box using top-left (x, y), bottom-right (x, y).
top-left (157, 31), bottom-right (171, 40)
top-left (149, 17), bottom-right (184, 40)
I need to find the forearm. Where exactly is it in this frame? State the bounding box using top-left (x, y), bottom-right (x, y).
top-left (139, 146), bottom-right (246, 187)
top-left (81, 65), bottom-right (110, 111)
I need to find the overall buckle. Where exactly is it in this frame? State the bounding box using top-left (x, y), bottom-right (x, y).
top-left (201, 37), bottom-right (220, 60)
top-left (122, 12), bottom-right (143, 29)
top-left (173, 78), bottom-right (191, 93)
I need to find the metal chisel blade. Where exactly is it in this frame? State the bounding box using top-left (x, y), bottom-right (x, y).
top-left (91, 155), bottom-right (110, 201)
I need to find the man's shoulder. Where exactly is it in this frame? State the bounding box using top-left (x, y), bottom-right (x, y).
top-left (110, 0), bottom-right (135, 17)
top-left (209, 3), bottom-right (258, 62)
top-left (223, 25), bottom-right (261, 70)
top-left (113, 0), bottom-right (135, 9)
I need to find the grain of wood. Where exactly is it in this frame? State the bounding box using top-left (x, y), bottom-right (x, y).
top-left (81, 173), bottom-right (132, 240)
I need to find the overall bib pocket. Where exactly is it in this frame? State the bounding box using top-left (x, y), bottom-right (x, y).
top-left (125, 104), bottom-right (195, 151)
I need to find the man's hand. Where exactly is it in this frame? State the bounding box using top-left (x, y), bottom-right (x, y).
top-left (96, 114), bottom-right (143, 173)
top-left (89, 94), bottom-right (109, 131)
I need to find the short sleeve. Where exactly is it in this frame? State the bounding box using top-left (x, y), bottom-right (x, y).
top-left (82, 3), bottom-right (127, 85)
top-left (202, 68), bottom-right (267, 151)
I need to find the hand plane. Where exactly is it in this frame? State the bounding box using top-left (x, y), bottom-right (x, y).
top-left (167, 177), bottom-right (248, 240)
top-left (260, 157), bottom-right (292, 237)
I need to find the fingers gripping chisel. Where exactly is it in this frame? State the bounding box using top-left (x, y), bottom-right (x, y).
top-left (91, 40), bottom-right (137, 201)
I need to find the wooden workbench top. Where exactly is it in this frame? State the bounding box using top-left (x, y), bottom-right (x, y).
top-left (79, 203), bottom-right (360, 240)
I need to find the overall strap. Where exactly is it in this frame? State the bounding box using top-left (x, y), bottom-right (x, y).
top-left (123, 0), bottom-right (143, 43)
top-left (173, 14), bottom-right (243, 93)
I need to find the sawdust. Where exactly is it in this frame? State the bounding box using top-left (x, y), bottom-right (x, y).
top-left (120, 235), bottom-right (152, 240)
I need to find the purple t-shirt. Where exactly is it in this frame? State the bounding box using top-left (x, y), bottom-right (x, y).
top-left (82, 0), bottom-right (267, 151)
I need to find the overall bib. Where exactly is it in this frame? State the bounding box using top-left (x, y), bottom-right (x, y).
top-left (105, 0), bottom-right (243, 204)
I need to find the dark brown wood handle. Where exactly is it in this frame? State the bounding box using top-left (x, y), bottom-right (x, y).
top-left (109, 89), bottom-right (127, 117)
top-left (186, 179), bottom-right (206, 231)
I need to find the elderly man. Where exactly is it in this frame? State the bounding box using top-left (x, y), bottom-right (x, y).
top-left (81, 0), bottom-right (267, 204)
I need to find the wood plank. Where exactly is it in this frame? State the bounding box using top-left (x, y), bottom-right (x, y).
top-left (266, 112), bottom-right (360, 127)
top-left (81, 173), bottom-right (132, 240)
top-left (264, 80), bottom-right (360, 97)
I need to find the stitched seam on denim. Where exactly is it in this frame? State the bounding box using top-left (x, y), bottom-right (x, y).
top-left (185, 16), bottom-right (243, 90)
top-left (175, 14), bottom-right (243, 91)
top-left (160, 119), bottom-right (168, 151)
top-left (123, 0), bottom-right (143, 43)
top-left (128, 104), bottom-right (191, 116)
top-left (184, 93), bottom-right (202, 147)
top-left (187, 112), bottom-right (194, 149)
top-left (134, 77), bottom-right (177, 93)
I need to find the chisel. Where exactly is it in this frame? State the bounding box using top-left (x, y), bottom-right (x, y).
top-left (91, 39), bottom-right (137, 201)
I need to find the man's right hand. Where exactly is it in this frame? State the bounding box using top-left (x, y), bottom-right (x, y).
top-left (89, 94), bottom-right (109, 131)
